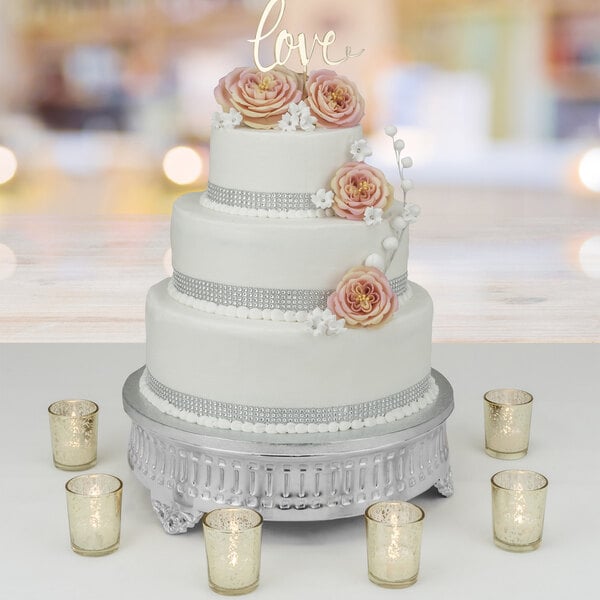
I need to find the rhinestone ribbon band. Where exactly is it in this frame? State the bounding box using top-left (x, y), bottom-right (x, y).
top-left (172, 271), bottom-right (409, 312)
top-left (207, 182), bottom-right (315, 211)
top-left (145, 370), bottom-right (432, 424)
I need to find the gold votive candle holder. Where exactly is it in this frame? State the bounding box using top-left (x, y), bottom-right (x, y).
top-left (202, 508), bottom-right (263, 596)
top-left (491, 469), bottom-right (548, 552)
top-left (65, 473), bottom-right (123, 556)
top-left (365, 501), bottom-right (425, 589)
top-left (48, 399), bottom-right (99, 470)
top-left (484, 389), bottom-right (533, 459)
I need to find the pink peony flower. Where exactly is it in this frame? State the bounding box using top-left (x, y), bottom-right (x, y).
top-left (327, 266), bottom-right (398, 328)
top-left (305, 69), bottom-right (365, 128)
top-left (214, 66), bottom-right (304, 130)
top-left (330, 161), bottom-right (394, 221)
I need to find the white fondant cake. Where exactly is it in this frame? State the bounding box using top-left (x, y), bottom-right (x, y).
top-left (140, 65), bottom-right (438, 434)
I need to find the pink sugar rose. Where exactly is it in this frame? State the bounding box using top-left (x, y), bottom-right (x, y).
top-left (327, 266), bottom-right (398, 328)
top-left (330, 161), bottom-right (394, 221)
top-left (214, 66), bottom-right (304, 130)
top-left (305, 69), bottom-right (365, 128)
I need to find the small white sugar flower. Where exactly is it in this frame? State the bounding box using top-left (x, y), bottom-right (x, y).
top-left (363, 206), bottom-right (383, 226)
top-left (211, 111), bottom-right (225, 129)
top-left (212, 108), bottom-right (242, 129)
top-left (299, 112), bottom-right (317, 132)
top-left (306, 308), bottom-right (346, 336)
top-left (305, 307), bottom-right (323, 321)
top-left (281, 101), bottom-right (317, 132)
top-left (278, 112), bottom-right (298, 132)
top-left (311, 188), bottom-right (334, 209)
top-left (228, 108), bottom-right (242, 127)
top-left (384, 125), bottom-right (398, 137)
top-left (305, 308), bottom-right (325, 335)
top-left (324, 316), bottom-right (346, 336)
top-left (278, 101), bottom-right (313, 132)
top-left (288, 102), bottom-right (302, 119)
top-left (314, 321), bottom-right (329, 336)
top-left (290, 101), bottom-right (309, 118)
top-left (350, 139), bottom-right (373, 162)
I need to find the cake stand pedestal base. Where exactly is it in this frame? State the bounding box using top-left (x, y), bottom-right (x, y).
top-left (123, 368), bottom-right (454, 533)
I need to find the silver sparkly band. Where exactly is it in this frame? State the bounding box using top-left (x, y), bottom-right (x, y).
top-left (173, 271), bottom-right (409, 312)
top-left (145, 370), bottom-right (432, 424)
top-left (207, 182), bottom-right (315, 211)
top-left (389, 274), bottom-right (409, 296)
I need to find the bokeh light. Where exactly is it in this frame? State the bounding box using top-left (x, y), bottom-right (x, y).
top-left (579, 236), bottom-right (600, 279)
top-left (0, 244), bottom-right (17, 280)
top-left (162, 146), bottom-right (204, 185)
top-left (0, 146), bottom-right (18, 185)
top-left (578, 148), bottom-right (600, 193)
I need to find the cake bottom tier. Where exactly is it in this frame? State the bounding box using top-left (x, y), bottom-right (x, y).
top-left (144, 279), bottom-right (435, 433)
top-left (124, 367), bottom-right (454, 527)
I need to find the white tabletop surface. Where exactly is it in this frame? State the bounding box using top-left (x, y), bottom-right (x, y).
top-left (1, 343), bottom-right (599, 599)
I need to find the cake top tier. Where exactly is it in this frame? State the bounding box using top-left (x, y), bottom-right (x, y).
top-left (208, 125), bottom-right (362, 200)
top-left (209, 66), bottom-right (381, 215)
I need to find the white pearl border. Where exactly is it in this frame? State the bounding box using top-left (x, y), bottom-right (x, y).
top-left (167, 279), bottom-right (414, 323)
top-left (139, 371), bottom-right (439, 435)
top-left (201, 195), bottom-right (335, 219)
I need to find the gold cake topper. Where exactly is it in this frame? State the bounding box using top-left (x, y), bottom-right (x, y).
top-left (249, 0), bottom-right (365, 73)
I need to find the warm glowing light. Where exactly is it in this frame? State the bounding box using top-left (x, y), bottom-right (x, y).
top-left (579, 236), bottom-right (600, 279)
top-left (0, 146), bottom-right (18, 185)
top-left (163, 248), bottom-right (173, 277)
top-left (578, 148), bottom-right (600, 192)
top-left (0, 244), bottom-right (17, 280)
top-left (162, 146), bottom-right (203, 185)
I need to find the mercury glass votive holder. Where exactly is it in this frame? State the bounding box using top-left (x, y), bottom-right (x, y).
top-left (484, 389), bottom-right (533, 459)
top-left (65, 474), bottom-right (123, 556)
top-left (491, 469), bottom-right (548, 552)
top-left (365, 501), bottom-right (425, 589)
top-left (202, 508), bottom-right (263, 596)
top-left (48, 399), bottom-right (98, 470)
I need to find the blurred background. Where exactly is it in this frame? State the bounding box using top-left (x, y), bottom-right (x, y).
top-left (0, 0), bottom-right (599, 342)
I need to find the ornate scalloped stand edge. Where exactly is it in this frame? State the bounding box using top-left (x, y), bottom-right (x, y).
top-left (123, 367), bottom-right (454, 534)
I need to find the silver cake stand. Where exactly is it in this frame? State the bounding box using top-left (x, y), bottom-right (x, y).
top-left (123, 368), bottom-right (454, 534)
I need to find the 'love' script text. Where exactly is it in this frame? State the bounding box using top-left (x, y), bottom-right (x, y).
top-left (248, 0), bottom-right (364, 73)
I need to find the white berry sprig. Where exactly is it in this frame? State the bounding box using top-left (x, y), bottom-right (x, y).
top-left (367, 126), bottom-right (420, 273)
top-left (384, 125), bottom-right (413, 207)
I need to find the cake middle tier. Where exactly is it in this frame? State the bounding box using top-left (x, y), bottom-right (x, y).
top-left (172, 193), bottom-right (408, 291)
top-left (145, 278), bottom-right (433, 410)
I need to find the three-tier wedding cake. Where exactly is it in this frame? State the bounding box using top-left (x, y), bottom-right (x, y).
top-left (124, 64), bottom-right (453, 530)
